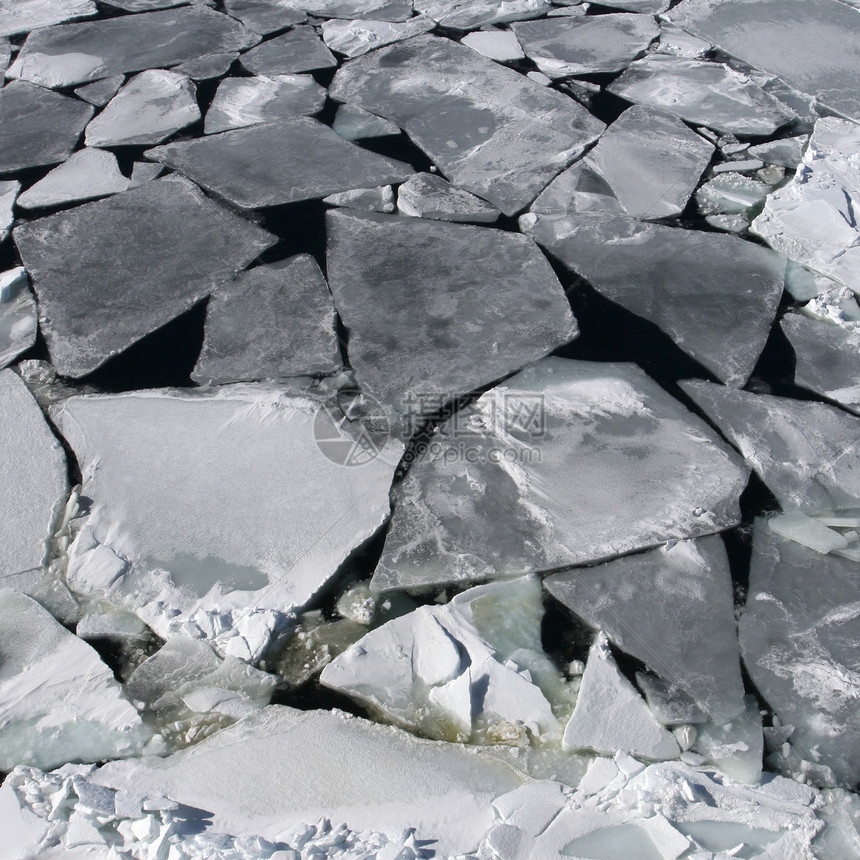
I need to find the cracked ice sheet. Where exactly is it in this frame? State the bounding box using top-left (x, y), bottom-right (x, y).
top-left (7, 6), bottom-right (258, 89)
top-left (372, 357), bottom-right (749, 592)
top-left (13, 176), bottom-right (275, 378)
top-left (740, 520), bottom-right (860, 788)
top-left (0, 0), bottom-right (95, 37)
top-left (329, 34), bottom-right (604, 216)
top-left (51, 385), bottom-right (402, 661)
top-left (666, 0), bottom-right (860, 122)
top-left (751, 117), bottom-right (860, 297)
top-left (92, 705), bottom-right (526, 857)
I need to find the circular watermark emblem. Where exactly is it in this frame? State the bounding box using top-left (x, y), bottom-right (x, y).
top-left (313, 394), bottom-right (391, 467)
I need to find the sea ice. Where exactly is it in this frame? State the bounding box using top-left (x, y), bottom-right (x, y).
top-left (321, 16), bottom-right (435, 58)
top-left (0, 179), bottom-right (17, 242)
top-left (0, 82), bottom-right (93, 175)
top-left (51, 385), bottom-right (401, 660)
top-left (73, 74), bottom-right (124, 107)
top-left (146, 118), bottom-right (413, 209)
top-left (240, 25), bottom-right (337, 74)
top-left (0, 270), bottom-right (38, 370)
top-left (667, 0), bottom-right (860, 122)
top-left (331, 103), bottom-right (400, 140)
top-left (396, 172), bottom-right (501, 223)
top-left (191, 255), bottom-right (341, 384)
top-left (129, 161), bottom-right (164, 187)
top-left (7, 6), bottom-right (257, 89)
top-left (636, 674), bottom-right (707, 727)
top-left (174, 51), bottom-right (241, 81)
top-left (740, 520), bottom-right (860, 787)
top-left (0, 371), bottom-right (67, 591)
top-left (223, 0), bottom-right (306, 35)
top-left (748, 135), bottom-right (807, 169)
top-left (461, 30), bottom-right (524, 63)
top-left (680, 381), bottom-right (860, 515)
top-left (751, 118), bottom-right (860, 297)
top-left (204, 74), bottom-right (326, 133)
top-left (545, 536), bottom-right (745, 723)
top-left (0, 590), bottom-right (152, 771)
top-left (329, 34), bottom-right (604, 215)
top-left (325, 210), bottom-right (576, 422)
top-left (695, 171), bottom-right (771, 218)
top-left (512, 14), bottom-right (659, 78)
top-left (17, 149), bottom-right (129, 210)
top-left (781, 313), bottom-right (860, 413)
top-left (14, 176), bottom-right (275, 377)
top-left (0, 0), bottom-right (95, 37)
top-left (585, 105), bottom-right (714, 219)
top-left (281, 0), bottom-right (414, 21)
top-left (84, 70), bottom-right (200, 147)
top-left (324, 185), bottom-right (394, 212)
top-left (608, 54), bottom-right (796, 136)
top-left (690, 695), bottom-right (763, 784)
top-left (413, 0), bottom-right (551, 30)
top-left (372, 358), bottom-right (749, 592)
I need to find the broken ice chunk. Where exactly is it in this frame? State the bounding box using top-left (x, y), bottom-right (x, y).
top-left (191, 256), bottom-right (341, 385)
top-left (103, 0), bottom-right (207, 8)
top-left (324, 185), bottom-right (395, 213)
top-left (372, 358), bottom-right (749, 592)
top-left (325, 210), bottom-right (576, 424)
top-left (282, 0), bottom-right (415, 21)
top-left (782, 313), bottom-right (860, 413)
top-left (84, 70), bottom-right (199, 147)
top-left (600, 0), bottom-right (669, 10)
top-left (636, 674), bottom-right (707, 727)
top-left (240, 25), bottom-right (337, 74)
top-left (680, 380), bottom-right (860, 515)
top-left (74, 74), bottom-right (125, 107)
top-left (748, 136), bottom-right (807, 169)
top-left (7, 6), bottom-right (258, 89)
top-left (564, 634), bottom-right (680, 761)
top-left (0, 0), bottom-right (95, 37)
top-left (751, 118), bottom-right (860, 297)
top-left (695, 171), bottom-right (771, 218)
top-left (321, 17), bottom-right (434, 58)
top-left (0, 269), bottom-right (37, 369)
top-left (585, 105), bottom-right (714, 220)
top-left (17, 149), bottom-right (129, 210)
top-left (667, 0), bottom-right (860, 122)
top-left (0, 370), bottom-right (67, 589)
top-left (146, 118), bottom-right (413, 209)
top-left (129, 161), bottom-right (164, 187)
top-left (0, 179), bottom-right (18, 242)
top-left (512, 14), bottom-right (659, 78)
top-left (414, 0), bottom-right (551, 30)
top-left (332, 103), bottom-right (400, 140)
top-left (205, 74), bottom-right (326, 133)
top-left (329, 34), bottom-right (604, 215)
top-left (768, 511), bottom-right (849, 555)
top-left (14, 176), bottom-right (275, 377)
top-left (51, 384), bottom-right (401, 658)
top-left (0, 82), bottom-right (93, 175)
top-left (397, 173), bottom-right (501, 223)
top-left (173, 51), bottom-right (240, 81)
top-left (740, 520), bottom-right (860, 787)
top-left (691, 696), bottom-right (763, 784)
top-left (545, 536), bottom-right (745, 723)
top-left (608, 55), bottom-right (796, 136)
top-left (461, 30), bottom-right (524, 63)
top-left (0, 590), bottom-right (152, 771)
top-left (223, 0), bottom-right (306, 35)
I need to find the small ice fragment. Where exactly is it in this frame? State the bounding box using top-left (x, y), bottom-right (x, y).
top-left (397, 172), bottom-right (500, 223)
top-left (768, 511), bottom-right (849, 554)
top-left (696, 172), bottom-right (770, 217)
top-left (691, 696), bottom-right (764, 784)
top-left (332, 103), bottom-right (400, 140)
top-left (74, 74), bottom-right (125, 107)
top-left (461, 30), bottom-right (524, 63)
top-left (321, 16), bottom-right (434, 58)
top-left (324, 185), bottom-right (394, 213)
top-left (173, 51), bottom-right (238, 81)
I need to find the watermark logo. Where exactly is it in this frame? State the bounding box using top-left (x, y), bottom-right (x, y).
top-left (313, 394), bottom-right (390, 467)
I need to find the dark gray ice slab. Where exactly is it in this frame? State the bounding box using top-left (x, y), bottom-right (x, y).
top-left (608, 54), bottom-right (796, 136)
top-left (782, 314), bottom-right (860, 414)
top-left (414, 0), bottom-right (551, 29)
top-left (205, 74), bottom-right (326, 133)
top-left (13, 176), bottom-right (276, 378)
top-left (512, 14), bottom-right (659, 78)
top-left (240, 26), bottom-right (337, 75)
top-left (146, 118), bottom-right (413, 209)
top-left (585, 105), bottom-right (714, 219)
top-left (522, 165), bottom-right (785, 387)
top-left (667, 0), bottom-right (860, 122)
top-left (223, 0), bottom-right (306, 35)
top-left (329, 35), bottom-right (605, 216)
top-left (332, 104), bottom-right (400, 140)
top-left (545, 536), bottom-right (745, 723)
top-left (174, 51), bottom-right (240, 81)
top-left (282, 0), bottom-right (414, 21)
top-left (7, 6), bottom-right (258, 88)
top-left (741, 520), bottom-right (860, 787)
top-left (0, 82), bottom-right (93, 175)
top-left (192, 255), bottom-right (341, 384)
top-left (326, 210), bottom-right (577, 421)
top-left (321, 17), bottom-right (435, 58)
top-left (0, 0), bottom-right (95, 37)
top-left (371, 358), bottom-right (749, 592)
top-left (0, 269), bottom-right (37, 371)
top-left (74, 74), bottom-right (124, 107)
top-left (681, 381), bottom-right (860, 514)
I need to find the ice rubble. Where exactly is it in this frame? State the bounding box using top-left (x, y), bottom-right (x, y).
top-left (325, 210), bottom-right (576, 423)
top-left (0, 82), bottom-right (93, 175)
top-left (752, 117), bottom-right (860, 297)
top-left (52, 384), bottom-right (401, 661)
top-left (146, 118), bottom-right (414, 209)
top-left (204, 74), bottom-right (326, 133)
top-left (84, 70), bottom-right (200, 147)
top-left (329, 34), bottom-right (605, 215)
top-left (0, 590), bottom-right (153, 772)
top-left (191, 255), bottom-right (341, 385)
top-left (373, 358), bottom-right (748, 592)
top-left (545, 536), bottom-right (745, 724)
top-left (13, 176), bottom-right (275, 377)
top-left (0, 0), bottom-right (95, 37)
top-left (321, 16), bottom-right (435, 58)
top-left (0, 269), bottom-right (38, 369)
top-left (397, 173), bottom-right (501, 223)
top-left (240, 25), bottom-right (337, 75)
top-left (512, 14), bottom-right (659, 78)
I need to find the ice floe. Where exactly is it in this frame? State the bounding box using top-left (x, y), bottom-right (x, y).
top-left (0, 179), bottom-right (17, 242)
top-left (0, 268), bottom-right (37, 369)
top-left (0, 0), bottom-right (95, 37)
top-left (223, 0), bottom-right (307, 34)
top-left (414, 0), bottom-right (551, 30)
top-left (397, 172), bottom-right (501, 223)
top-left (240, 25), bottom-right (337, 74)
top-left (461, 29), bottom-right (525, 63)
top-left (321, 16), bottom-right (435, 58)
top-left (331, 102), bottom-right (400, 139)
